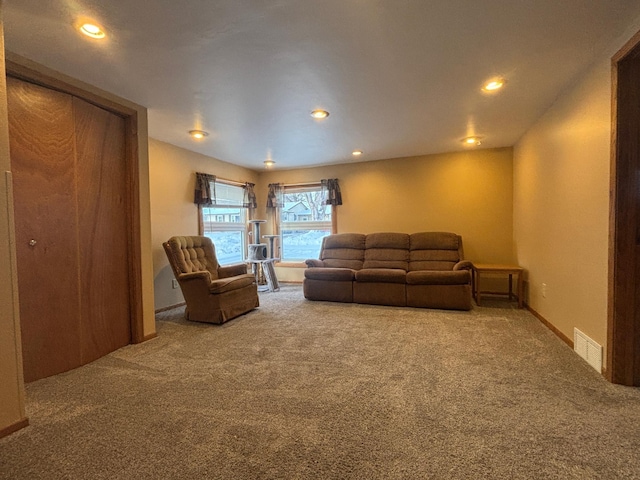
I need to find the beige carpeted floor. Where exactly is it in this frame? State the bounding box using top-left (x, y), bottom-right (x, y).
top-left (2, 284), bottom-right (640, 479)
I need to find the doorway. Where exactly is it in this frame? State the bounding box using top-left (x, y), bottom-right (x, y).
top-left (608, 30), bottom-right (640, 385)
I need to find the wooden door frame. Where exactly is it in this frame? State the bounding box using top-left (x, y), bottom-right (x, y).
top-left (608, 29), bottom-right (640, 385)
top-left (5, 57), bottom-right (146, 344)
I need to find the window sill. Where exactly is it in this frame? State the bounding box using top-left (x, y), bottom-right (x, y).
top-left (276, 261), bottom-right (307, 268)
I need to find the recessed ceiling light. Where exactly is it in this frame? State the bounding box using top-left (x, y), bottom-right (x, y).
top-left (79, 23), bottom-right (106, 39)
top-left (189, 130), bottom-right (209, 140)
top-left (482, 77), bottom-right (506, 92)
top-left (264, 160), bottom-right (275, 168)
top-left (352, 150), bottom-right (363, 156)
top-left (462, 136), bottom-right (482, 146)
top-left (311, 109), bottom-right (330, 119)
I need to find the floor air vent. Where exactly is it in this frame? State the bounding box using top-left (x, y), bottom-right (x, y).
top-left (573, 328), bottom-right (602, 373)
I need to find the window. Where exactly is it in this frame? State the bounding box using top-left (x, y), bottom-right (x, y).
top-left (200, 182), bottom-right (248, 265)
top-left (279, 185), bottom-right (333, 262)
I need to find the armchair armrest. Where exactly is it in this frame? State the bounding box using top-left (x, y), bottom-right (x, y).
top-left (176, 270), bottom-right (214, 299)
top-left (178, 271), bottom-right (212, 283)
top-left (218, 263), bottom-right (248, 278)
top-left (453, 261), bottom-right (473, 271)
top-left (305, 259), bottom-right (325, 268)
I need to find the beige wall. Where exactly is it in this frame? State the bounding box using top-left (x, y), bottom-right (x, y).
top-left (149, 139), bottom-right (259, 310)
top-left (514, 58), bottom-right (613, 353)
top-left (0, 3), bottom-right (27, 435)
top-left (257, 148), bottom-right (515, 282)
top-left (149, 145), bottom-right (513, 290)
top-left (513, 17), bottom-right (640, 361)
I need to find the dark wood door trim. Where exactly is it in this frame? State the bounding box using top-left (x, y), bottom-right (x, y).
top-left (608, 29), bottom-right (640, 385)
top-left (5, 58), bottom-right (146, 344)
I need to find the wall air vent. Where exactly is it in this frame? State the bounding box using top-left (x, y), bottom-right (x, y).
top-left (573, 328), bottom-right (602, 373)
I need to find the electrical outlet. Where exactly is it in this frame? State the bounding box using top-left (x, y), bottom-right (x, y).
top-left (541, 283), bottom-right (547, 298)
top-left (172, 279), bottom-right (178, 289)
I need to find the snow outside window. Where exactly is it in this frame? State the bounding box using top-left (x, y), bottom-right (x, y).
top-left (201, 182), bottom-right (247, 265)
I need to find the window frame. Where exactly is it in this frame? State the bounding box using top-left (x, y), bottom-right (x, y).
top-left (275, 183), bottom-right (337, 265)
top-left (198, 180), bottom-right (251, 265)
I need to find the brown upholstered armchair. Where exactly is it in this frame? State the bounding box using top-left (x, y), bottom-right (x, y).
top-left (163, 236), bottom-right (259, 324)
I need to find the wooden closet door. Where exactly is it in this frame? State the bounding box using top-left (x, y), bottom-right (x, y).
top-left (7, 77), bottom-right (82, 382)
top-left (74, 97), bottom-right (131, 363)
top-left (8, 77), bottom-right (132, 382)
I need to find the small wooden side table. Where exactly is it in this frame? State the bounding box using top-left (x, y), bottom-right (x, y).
top-left (472, 264), bottom-right (524, 308)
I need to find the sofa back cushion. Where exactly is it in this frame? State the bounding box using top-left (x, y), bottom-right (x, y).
top-left (409, 232), bottom-right (462, 271)
top-left (320, 233), bottom-right (366, 269)
top-left (363, 232), bottom-right (409, 270)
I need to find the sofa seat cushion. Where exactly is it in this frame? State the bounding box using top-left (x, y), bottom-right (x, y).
top-left (209, 273), bottom-right (256, 294)
top-left (355, 268), bottom-right (406, 284)
top-left (406, 270), bottom-right (470, 285)
top-left (304, 267), bottom-right (356, 281)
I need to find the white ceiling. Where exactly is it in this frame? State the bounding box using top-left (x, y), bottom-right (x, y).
top-left (4, 1), bottom-right (640, 171)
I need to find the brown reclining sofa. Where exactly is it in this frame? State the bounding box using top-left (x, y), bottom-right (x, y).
top-left (303, 232), bottom-right (473, 310)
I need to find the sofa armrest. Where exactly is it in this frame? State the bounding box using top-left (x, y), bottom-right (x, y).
top-left (453, 261), bottom-right (473, 271)
top-left (305, 259), bottom-right (325, 268)
top-left (218, 263), bottom-right (248, 278)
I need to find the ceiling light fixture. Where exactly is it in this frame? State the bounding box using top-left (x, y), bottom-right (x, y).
top-left (310, 109), bottom-right (330, 119)
top-left (79, 23), bottom-right (106, 39)
top-left (264, 160), bottom-right (275, 168)
top-left (482, 77), bottom-right (506, 92)
top-left (352, 150), bottom-right (363, 156)
top-left (189, 130), bottom-right (209, 140)
top-left (462, 136), bottom-right (482, 146)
